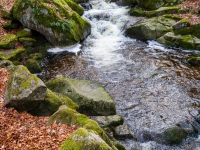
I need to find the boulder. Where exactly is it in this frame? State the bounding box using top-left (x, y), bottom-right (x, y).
top-left (162, 126), bottom-right (187, 144)
top-left (92, 115), bottom-right (124, 128)
top-left (0, 48), bottom-right (26, 61)
top-left (59, 128), bottom-right (113, 150)
top-left (19, 37), bottom-right (36, 47)
top-left (173, 18), bottom-right (190, 31)
top-left (25, 58), bottom-right (42, 73)
top-left (114, 124), bottom-right (133, 140)
top-left (29, 89), bottom-right (78, 116)
top-left (12, 0), bottom-right (91, 46)
top-left (46, 77), bottom-right (116, 116)
top-left (48, 105), bottom-right (118, 149)
top-left (0, 34), bottom-right (17, 49)
top-left (187, 57), bottom-right (200, 66)
top-left (125, 16), bottom-right (176, 40)
top-left (4, 65), bottom-right (47, 111)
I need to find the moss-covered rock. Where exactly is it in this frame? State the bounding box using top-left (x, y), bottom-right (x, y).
top-left (1, 9), bottom-right (13, 20)
top-left (4, 65), bottom-right (47, 111)
top-left (0, 48), bottom-right (26, 61)
top-left (25, 58), bottom-right (42, 73)
top-left (0, 60), bottom-right (16, 73)
top-left (0, 34), bottom-right (17, 49)
top-left (173, 18), bottom-right (190, 31)
top-left (12, 0), bottom-right (91, 46)
top-left (191, 23), bottom-right (200, 39)
top-left (2, 20), bottom-right (20, 29)
top-left (29, 89), bottom-right (78, 116)
top-left (29, 53), bottom-right (43, 61)
top-left (19, 37), bottom-right (36, 47)
top-left (114, 124), bottom-right (133, 140)
top-left (48, 105), bottom-right (118, 149)
top-left (121, 0), bottom-right (137, 6)
top-left (59, 128), bottom-right (114, 150)
top-left (92, 115), bottom-right (124, 128)
top-left (46, 77), bottom-right (116, 116)
top-left (125, 16), bottom-right (176, 40)
top-left (187, 57), bottom-right (200, 66)
top-left (176, 35), bottom-right (195, 49)
top-left (137, 0), bottom-right (181, 10)
top-left (163, 126), bottom-right (187, 144)
top-left (17, 28), bottom-right (32, 38)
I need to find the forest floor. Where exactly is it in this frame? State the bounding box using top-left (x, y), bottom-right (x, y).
top-left (0, 0), bottom-right (200, 149)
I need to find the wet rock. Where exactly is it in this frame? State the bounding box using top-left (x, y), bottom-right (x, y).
top-left (46, 77), bottom-right (116, 116)
top-left (25, 59), bottom-right (41, 74)
top-left (114, 124), bottom-right (133, 140)
top-left (125, 15), bottom-right (176, 40)
top-left (177, 121), bottom-right (195, 134)
top-left (12, 0), bottom-right (91, 46)
top-left (136, 131), bottom-right (153, 142)
top-left (80, 3), bottom-right (92, 10)
top-left (0, 34), bottom-right (17, 49)
top-left (92, 115), bottom-right (124, 128)
top-left (162, 126), bottom-right (187, 144)
top-left (4, 65), bottom-right (47, 111)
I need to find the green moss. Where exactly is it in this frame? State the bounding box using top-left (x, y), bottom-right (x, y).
top-left (163, 126), bottom-right (187, 144)
top-left (0, 48), bottom-right (26, 61)
top-left (1, 9), bottom-right (13, 20)
top-left (113, 141), bottom-right (126, 150)
top-left (47, 105), bottom-right (89, 126)
top-left (17, 28), bottom-right (31, 38)
top-left (191, 24), bottom-right (200, 38)
top-left (59, 128), bottom-right (113, 150)
top-left (25, 58), bottom-right (42, 73)
top-left (29, 53), bottom-right (43, 61)
top-left (2, 20), bottom-right (19, 29)
top-left (176, 35), bottom-right (195, 49)
top-left (0, 34), bottom-right (17, 49)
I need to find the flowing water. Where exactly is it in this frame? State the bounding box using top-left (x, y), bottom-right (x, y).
top-left (39, 0), bottom-right (200, 149)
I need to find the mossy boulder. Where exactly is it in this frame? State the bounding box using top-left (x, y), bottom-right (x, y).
top-left (163, 126), bottom-right (187, 144)
top-left (12, 0), bottom-right (91, 46)
top-left (1, 9), bottom-right (13, 20)
top-left (125, 16), bottom-right (176, 40)
top-left (46, 77), bottom-right (116, 116)
top-left (25, 58), bottom-right (42, 73)
top-left (0, 60), bottom-right (16, 73)
top-left (137, 0), bottom-right (181, 10)
top-left (0, 34), bottom-right (17, 49)
top-left (4, 65), bottom-right (47, 111)
top-left (191, 23), bottom-right (200, 39)
top-left (176, 35), bottom-right (195, 49)
top-left (92, 115), bottom-right (124, 128)
top-left (0, 48), bottom-right (26, 61)
top-left (29, 53), bottom-right (43, 61)
top-left (59, 128), bottom-right (114, 150)
top-left (187, 57), bottom-right (200, 66)
top-left (19, 37), bottom-right (36, 47)
top-left (48, 105), bottom-right (118, 149)
top-left (173, 18), bottom-right (190, 31)
top-left (29, 89), bottom-right (78, 116)
top-left (114, 124), bottom-right (133, 140)
top-left (17, 28), bottom-right (32, 38)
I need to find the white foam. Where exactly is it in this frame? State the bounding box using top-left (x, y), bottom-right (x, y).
top-left (47, 43), bottom-right (81, 55)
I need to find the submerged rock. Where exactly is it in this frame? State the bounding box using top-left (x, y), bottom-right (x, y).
top-left (46, 77), bottom-right (116, 116)
top-left (162, 126), bottom-right (187, 144)
top-left (12, 0), bottom-right (91, 46)
top-left (4, 65), bottom-right (47, 111)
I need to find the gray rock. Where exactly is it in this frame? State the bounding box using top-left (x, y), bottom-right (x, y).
top-left (125, 16), bottom-right (176, 40)
top-left (114, 124), bottom-right (133, 140)
top-left (92, 115), bottom-right (124, 128)
top-left (46, 77), bottom-right (116, 116)
top-left (4, 65), bottom-right (47, 111)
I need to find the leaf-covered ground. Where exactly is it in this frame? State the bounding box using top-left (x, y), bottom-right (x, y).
top-left (0, 68), bottom-right (77, 150)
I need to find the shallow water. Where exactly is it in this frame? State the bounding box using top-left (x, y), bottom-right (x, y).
top-left (39, 0), bottom-right (200, 149)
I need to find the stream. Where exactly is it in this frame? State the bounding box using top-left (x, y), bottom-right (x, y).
top-left (39, 0), bottom-right (200, 149)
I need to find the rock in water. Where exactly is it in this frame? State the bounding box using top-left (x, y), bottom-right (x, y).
top-left (12, 0), bottom-right (91, 46)
top-left (4, 65), bottom-right (47, 111)
top-left (46, 77), bottom-right (116, 116)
